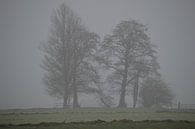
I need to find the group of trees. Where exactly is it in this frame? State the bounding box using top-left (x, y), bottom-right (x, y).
top-left (40, 3), bottom-right (174, 108)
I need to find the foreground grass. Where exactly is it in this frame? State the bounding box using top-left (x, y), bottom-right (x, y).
top-left (0, 120), bottom-right (195, 129)
top-left (0, 108), bottom-right (195, 124)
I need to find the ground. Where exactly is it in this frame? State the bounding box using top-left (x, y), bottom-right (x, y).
top-left (0, 108), bottom-right (195, 129)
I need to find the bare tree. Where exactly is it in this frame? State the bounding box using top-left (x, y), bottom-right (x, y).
top-left (71, 29), bottom-right (100, 108)
top-left (130, 41), bottom-right (159, 108)
top-left (40, 3), bottom-right (99, 108)
top-left (99, 20), bottom-right (159, 107)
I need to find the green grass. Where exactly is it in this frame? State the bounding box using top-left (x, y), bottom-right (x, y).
top-left (0, 108), bottom-right (195, 125)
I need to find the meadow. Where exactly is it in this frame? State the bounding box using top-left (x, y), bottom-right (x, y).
top-left (0, 108), bottom-right (195, 129)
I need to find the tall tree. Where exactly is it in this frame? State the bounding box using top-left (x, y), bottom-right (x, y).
top-left (99, 20), bottom-right (159, 107)
top-left (40, 3), bottom-right (99, 108)
top-left (71, 28), bottom-right (100, 108)
top-left (130, 38), bottom-right (159, 108)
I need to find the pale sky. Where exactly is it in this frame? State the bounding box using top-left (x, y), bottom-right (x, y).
top-left (0, 0), bottom-right (194, 109)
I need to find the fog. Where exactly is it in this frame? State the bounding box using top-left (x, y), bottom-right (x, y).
top-left (0, 0), bottom-right (194, 109)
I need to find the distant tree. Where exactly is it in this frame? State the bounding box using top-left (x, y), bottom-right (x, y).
top-left (40, 3), bottom-right (100, 108)
top-left (99, 20), bottom-right (159, 107)
top-left (139, 77), bottom-right (174, 108)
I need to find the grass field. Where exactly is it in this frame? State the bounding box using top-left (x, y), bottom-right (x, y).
top-left (0, 108), bottom-right (195, 125)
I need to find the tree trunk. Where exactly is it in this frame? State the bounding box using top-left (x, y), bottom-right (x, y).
top-left (118, 81), bottom-right (127, 107)
top-left (73, 90), bottom-right (79, 108)
top-left (63, 94), bottom-right (69, 108)
top-left (62, 34), bottom-right (69, 109)
top-left (72, 74), bottom-right (79, 108)
top-left (72, 55), bottom-right (80, 108)
top-left (118, 56), bottom-right (128, 107)
top-left (133, 73), bottom-right (139, 108)
top-left (118, 48), bottom-right (130, 108)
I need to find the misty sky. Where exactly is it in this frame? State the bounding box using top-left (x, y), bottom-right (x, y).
top-left (0, 0), bottom-right (194, 109)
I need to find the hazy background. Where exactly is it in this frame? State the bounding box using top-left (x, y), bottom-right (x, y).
top-left (0, 0), bottom-right (194, 109)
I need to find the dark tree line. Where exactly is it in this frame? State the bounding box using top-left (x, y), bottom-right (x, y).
top-left (40, 3), bottom-right (174, 108)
